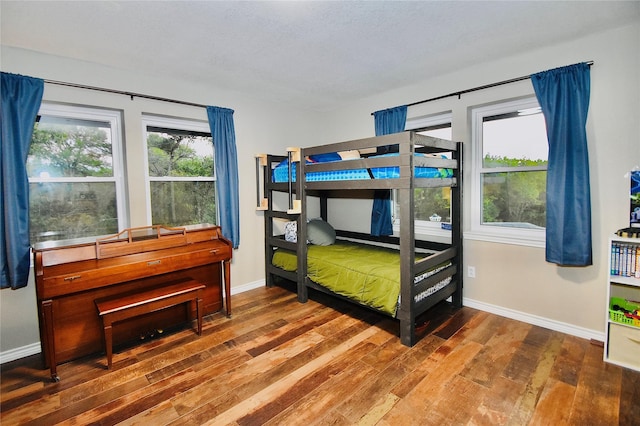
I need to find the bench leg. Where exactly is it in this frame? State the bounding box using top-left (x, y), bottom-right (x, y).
top-left (104, 323), bottom-right (113, 369)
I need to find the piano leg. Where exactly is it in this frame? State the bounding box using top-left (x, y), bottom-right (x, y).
top-left (196, 296), bottom-right (203, 335)
top-left (223, 260), bottom-right (232, 317)
top-left (40, 300), bottom-right (60, 382)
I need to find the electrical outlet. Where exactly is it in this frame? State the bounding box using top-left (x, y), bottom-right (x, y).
top-left (467, 266), bottom-right (476, 278)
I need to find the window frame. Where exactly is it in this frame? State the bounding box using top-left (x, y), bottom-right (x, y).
top-left (395, 112), bottom-right (453, 239)
top-left (468, 97), bottom-right (547, 247)
top-left (28, 102), bottom-right (128, 242)
top-left (141, 114), bottom-right (216, 226)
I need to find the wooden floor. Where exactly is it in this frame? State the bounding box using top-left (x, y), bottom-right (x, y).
top-left (1, 283), bottom-right (639, 426)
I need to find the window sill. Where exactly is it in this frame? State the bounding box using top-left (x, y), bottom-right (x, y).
top-left (464, 230), bottom-right (545, 248)
top-left (393, 221), bottom-right (452, 244)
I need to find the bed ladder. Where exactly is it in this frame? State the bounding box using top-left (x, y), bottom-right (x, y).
top-left (256, 150), bottom-right (306, 295)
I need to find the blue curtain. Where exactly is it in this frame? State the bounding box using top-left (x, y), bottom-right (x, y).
top-left (531, 63), bottom-right (592, 266)
top-left (371, 105), bottom-right (407, 236)
top-left (1, 72), bottom-right (44, 289)
top-left (206, 106), bottom-right (240, 248)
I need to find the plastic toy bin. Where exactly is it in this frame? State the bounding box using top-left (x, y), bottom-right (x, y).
top-left (609, 297), bottom-right (640, 328)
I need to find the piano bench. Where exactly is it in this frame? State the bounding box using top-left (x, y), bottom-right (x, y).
top-left (95, 280), bottom-right (206, 369)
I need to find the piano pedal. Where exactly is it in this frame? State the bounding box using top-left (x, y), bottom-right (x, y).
top-left (139, 328), bottom-right (164, 341)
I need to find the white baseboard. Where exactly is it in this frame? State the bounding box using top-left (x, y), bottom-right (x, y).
top-left (0, 284), bottom-right (603, 365)
top-left (230, 279), bottom-right (265, 295)
top-left (230, 285), bottom-right (605, 342)
top-left (0, 342), bottom-right (41, 364)
top-left (463, 297), bottom-right (605, 342)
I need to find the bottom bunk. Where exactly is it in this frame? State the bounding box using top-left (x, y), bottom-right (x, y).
top-left (267, 231), bottom-right (462, 346)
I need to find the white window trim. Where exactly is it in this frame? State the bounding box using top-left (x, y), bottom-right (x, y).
top-left (467, 97), bottom-right (546, 248)
top-left (141, 114), bottom-right (215, 225)
top-left (395, 112), bottom-right (453, 238)
top-left (32, 102), bottom-right (128, 232)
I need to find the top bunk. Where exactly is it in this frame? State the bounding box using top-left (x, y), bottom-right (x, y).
top-left (260, 131), bottom-right (462, 194)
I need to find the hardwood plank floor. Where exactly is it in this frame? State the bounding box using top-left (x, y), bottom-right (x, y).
top-left (2, 283), bottom-right (638, 425)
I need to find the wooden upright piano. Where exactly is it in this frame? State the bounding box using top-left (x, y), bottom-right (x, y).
top-left (32, 224), bottom-right (232, 381)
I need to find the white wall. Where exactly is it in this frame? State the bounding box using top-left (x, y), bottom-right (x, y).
top-left (1, 20), bottom-right (639, 360)
top-left (320, 22), bottom-right (640, 339)
top-left (0, 46), bottom-right (321, 358)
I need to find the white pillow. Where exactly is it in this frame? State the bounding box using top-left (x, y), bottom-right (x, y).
top-left (338, 150), bottom-right (360, 160)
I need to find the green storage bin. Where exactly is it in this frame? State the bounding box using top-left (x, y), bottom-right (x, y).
top-left (609, 297), bottom-right (640, 328)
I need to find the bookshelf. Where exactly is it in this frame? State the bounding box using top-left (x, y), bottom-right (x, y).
top-left (604, 236), bottom-right (640, 371)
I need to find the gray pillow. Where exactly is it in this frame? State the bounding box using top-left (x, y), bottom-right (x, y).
top-left (307, 219), bottom-right (336, 245)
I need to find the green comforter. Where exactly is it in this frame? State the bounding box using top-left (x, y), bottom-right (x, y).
top-left (272, 241), bottom-right (419, 316)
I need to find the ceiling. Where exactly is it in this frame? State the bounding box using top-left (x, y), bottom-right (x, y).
top-left (2, 1), bottom-right (639, 111)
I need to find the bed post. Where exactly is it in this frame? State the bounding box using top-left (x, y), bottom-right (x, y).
top-left (398, 132), bottom-right (416, 346)
top-left (296, 149), bottom-right (309, 303)
top-left (320, 195), bottom-right (328, 222)
top-left (452, 141), bottom-right (464, 308)
top-left (261, 155), bottom-right (275, 288)
top-left (255, 154), bottom-right (268, 211)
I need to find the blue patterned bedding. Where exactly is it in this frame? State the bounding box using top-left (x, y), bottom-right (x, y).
top-left (272, 153), bottom-right (453, 183)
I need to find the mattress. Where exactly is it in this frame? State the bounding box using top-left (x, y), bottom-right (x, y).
top-left (272, 153), bottom-right (453, 183)
top-left (272, 240), bottom-right (452, 316)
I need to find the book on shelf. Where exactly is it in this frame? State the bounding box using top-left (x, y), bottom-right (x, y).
top-left (611, 241), bottom-right (640, 279)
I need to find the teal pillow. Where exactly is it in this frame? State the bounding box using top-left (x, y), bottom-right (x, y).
top-left (307, 219), bottom-right (336, 246)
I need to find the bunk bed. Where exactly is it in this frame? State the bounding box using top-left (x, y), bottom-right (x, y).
top-left (255, 131), bottom-right (463, 346)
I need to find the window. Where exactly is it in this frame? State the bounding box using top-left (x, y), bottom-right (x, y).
top-left (470, 98), bottom-right (547, 246)
top-left (28, 104), bottom-right (126, 243)
top-left (398, 113), bottom-right (453, 237)
top-left (143, 115), bottom-right (216, 227)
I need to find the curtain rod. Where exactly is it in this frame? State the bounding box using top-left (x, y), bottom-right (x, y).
top-left (44, 79), bottom-right (207, 108)
top-left (372, 60), bottom-right (594, 115)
